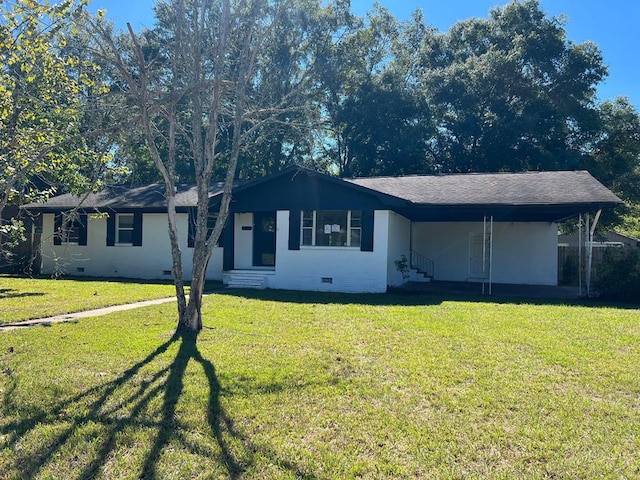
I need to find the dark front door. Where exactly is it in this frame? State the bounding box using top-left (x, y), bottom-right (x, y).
top-left (253, 212), bottom-right (276, 267)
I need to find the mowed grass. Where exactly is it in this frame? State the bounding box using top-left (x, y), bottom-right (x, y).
top-left (0, 276), bottom-right (181, 323)
top-left (0, 289), bottom-right (638, 479)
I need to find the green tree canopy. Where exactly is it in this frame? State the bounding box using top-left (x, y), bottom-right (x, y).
top-left (0, 0), bottom-right (109, 214)
top-left (419, 0), bottom-right (606, 173)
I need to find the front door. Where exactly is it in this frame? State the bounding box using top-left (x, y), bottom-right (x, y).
top-left (253, 212), bottom-right (276, 267)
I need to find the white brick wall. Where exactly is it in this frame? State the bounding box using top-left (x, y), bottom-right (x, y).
top-left (269, 210), bottom-right (390, 293)
top-left (40, 213), bottom-right (223, 280)
top-left (386, 211), bottom-right (411, 287)
top-left (40, 210), bottom-right (559, 289)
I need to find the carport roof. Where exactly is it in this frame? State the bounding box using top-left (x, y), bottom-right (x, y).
top-left (347, 170), bottom-right (622, 207)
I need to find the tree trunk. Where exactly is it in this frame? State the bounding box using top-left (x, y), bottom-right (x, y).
top-left (179, 240), bottom-right (211, 332)
top-left (166, 196), bottom-right (188, 321)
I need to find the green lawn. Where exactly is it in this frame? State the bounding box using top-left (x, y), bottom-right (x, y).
top-left (0, 276), bottom-right (181, 323)
top-left (0, 289), bottom-right (638, 479)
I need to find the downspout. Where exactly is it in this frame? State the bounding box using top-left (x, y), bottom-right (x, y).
top-left (586, 209), bottom-right (602, 296)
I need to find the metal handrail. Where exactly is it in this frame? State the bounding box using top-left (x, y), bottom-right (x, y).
top-left (410, 250), bottom-right (434, 278)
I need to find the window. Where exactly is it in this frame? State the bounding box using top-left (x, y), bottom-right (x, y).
top-left (54, 212), bottom-right (87, 246)
top-left (60, 214), bottom-right (81, 244)
top-left (188, 211), bottom-right (219, 248)
top-left (106, 212), bottom-right (142, 247)
top-left (117, 214), bottom-right (134, 244)
top-left (207, 213), bottom-right (218, 239)
top-left (301, 210), bottom-right (362, 247)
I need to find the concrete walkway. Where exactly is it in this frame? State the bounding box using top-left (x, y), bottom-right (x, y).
top-left (1, 296), bottom-right (182, 332)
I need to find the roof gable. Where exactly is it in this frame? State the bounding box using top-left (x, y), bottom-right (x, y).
top-left (226, 165), bottom-right (405, 211)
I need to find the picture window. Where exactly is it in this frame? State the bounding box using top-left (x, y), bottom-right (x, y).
top-left (301, 210), bottom-right (362, 247)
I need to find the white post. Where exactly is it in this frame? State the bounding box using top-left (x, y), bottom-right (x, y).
top-left (489, 215), bottom-right (493, 296)
top-left (578, 213), bottom-right (582, 297)
top-left (482, 215), bottom-right (487, 295)
top-left (586, 209), bottom-right (602, 296)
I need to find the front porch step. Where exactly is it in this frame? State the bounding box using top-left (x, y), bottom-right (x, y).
top-left (223, 270), bottom-right (273, 289)
top-left (411, 268), bottom-right (432, 282)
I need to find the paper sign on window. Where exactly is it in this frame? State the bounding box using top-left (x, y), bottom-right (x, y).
top-left (324, 224), bottom-right (332, 234)
top-left (332, 224), bottom-right (341, 233)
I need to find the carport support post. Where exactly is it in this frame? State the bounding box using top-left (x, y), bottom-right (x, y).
top-left (481, 215), bottom-right (494, 296)
top-left (585, 209), bottom-right (602, 296)
top-left (578, 214), bottom-right (583, 296)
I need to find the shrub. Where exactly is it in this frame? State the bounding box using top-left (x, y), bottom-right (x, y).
top-left (595, 248), bottom-right (640, 303)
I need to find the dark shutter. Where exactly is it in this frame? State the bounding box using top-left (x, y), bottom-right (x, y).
top-left (216, 215), bottom-right (225, 248)
top-left (288, 210), bottom-right (301, 250)
top-left (133, 211), bottom-right (143, 246)
top-left (78, 214), bottom-right (88, 246)
top-left (187, 208), bottom-right (196, 248)
top-left (222, 215), bottom-right (234, 271)
top-left (106, 213), bottom-right (115, 246)
top-left (53, 213), bottom-right (62, 246)
top-left (361, 209), bottom-right (374, 252)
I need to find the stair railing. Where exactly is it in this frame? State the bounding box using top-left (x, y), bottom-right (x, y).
top-left (410, 250), bottom-right (434, 278)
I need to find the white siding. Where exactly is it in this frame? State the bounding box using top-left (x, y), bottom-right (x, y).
top-left (269, 210), bottom-right (390, 293)
top-left (412, 221), bottom-right (558, 285)
top-left (386, 211), bottom-right (411, 287)
top-left (40, 212), bottom-right (224, 281)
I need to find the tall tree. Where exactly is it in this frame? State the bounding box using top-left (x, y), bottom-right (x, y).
top-left (87, 0), bottom-right (324, 332)
top-left (582, 97), bottom-right (640, 229)
top-left (318, 6), bottom-right (435, 177)
top-left (417, 0), bottom-right (606, 173)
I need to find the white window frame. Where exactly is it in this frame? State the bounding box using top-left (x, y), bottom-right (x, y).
top-left (60, 213), bottom-right (81, 244)
top-left (116, 213), bottom-right (135, 245)
top-left (300, 210), bottom-right (362, 248)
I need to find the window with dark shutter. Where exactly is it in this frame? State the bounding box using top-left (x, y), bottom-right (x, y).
top-left (54, 212), bottom-right (87, 246)
top-left (107, 211), bottom-right (142, 246)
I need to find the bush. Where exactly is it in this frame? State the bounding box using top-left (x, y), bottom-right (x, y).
top-left (595, 248), bottom-right (640, 303)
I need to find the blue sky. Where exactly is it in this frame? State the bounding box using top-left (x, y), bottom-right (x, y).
top-left (88, 0), bottom-right (640, 107)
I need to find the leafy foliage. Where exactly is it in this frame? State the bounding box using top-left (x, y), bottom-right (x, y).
top-left (595, 248), bottom-right (640, 303)
top-left (581, 98), bottom-right (640, 227)
top-left (420, 0), bottom-right (606, 173)
top-left (0, 0), bottom-right (110, 213)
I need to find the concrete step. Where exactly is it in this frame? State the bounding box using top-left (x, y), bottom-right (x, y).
top-left (223, 270), bottom-right (272, 289)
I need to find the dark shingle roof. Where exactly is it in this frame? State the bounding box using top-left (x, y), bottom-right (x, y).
top-left (25, 169), bottom-right (622, 213)
top-left (346, 170), bottom-right (622, 206)
top-left (24, 183), bottom-right (227, 210)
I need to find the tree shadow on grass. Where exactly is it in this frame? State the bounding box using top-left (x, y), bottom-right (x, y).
top-left (0, 288), bottom-right (45, 299)
top-left (219, 284), bottom-right (640, 310)
top-left (139, 331), bottom-right (314, 480)
top-left (0, 329), bottom-right (313, 479)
